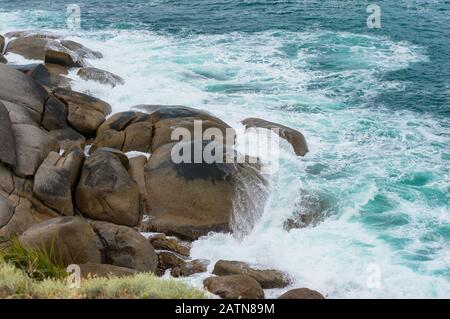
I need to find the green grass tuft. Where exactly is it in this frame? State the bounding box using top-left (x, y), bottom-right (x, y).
top-left (0, 238), bottom-right (66, 281)
top-left (0, 241), bottom-right (207, 299)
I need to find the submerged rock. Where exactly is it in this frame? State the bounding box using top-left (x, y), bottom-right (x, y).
top-left (242, 117), bottom-right (309, 156)
top-left (203, 275), bottom-right (264, 299)
top-left (283, 190), bottom-right (332, 231)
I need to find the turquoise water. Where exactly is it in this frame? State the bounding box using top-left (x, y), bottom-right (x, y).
top-left (1, 1), bottom-right (449, 298)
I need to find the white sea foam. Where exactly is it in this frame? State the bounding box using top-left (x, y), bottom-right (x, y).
top-left (1, 14), bottom-right (448, 298)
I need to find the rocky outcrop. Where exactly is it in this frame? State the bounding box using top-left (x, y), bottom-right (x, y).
top-left (45, 49), bottom-right (82, 68)
top-left (60, 40), bottom-right (103, 59)
top-left (148, 233), bottom-right (191, 257)
top-left (79, 263), bottom-right (137, 279)
top-left (155, 251), bottom-right (186, 276)
top-left (53, 88), bottom-right (111, 136)
top-left (171, 259), bottom-right (209, 278)
top-left (136, 105), bottom-right (235, 152)
top-left (0, 63), bottom-right (48, 115)
top-left (0, 102), bottom-right (16, 166)
top-left (0, 195), bottom-right (58, 242)
top-left (91, 111), bottom-right (152, 153)
top-left (128, 156), bottom-right (148, 213)
top-left (77, 67), bottom-right (124, 87)
top-left (278, 288), bottom-right (325, 299)
top-left (49, 128), bottom-right (86, 151)
top-left (89, 221), bottom-right (158, 273)
top-left (5, 34), bottom-right (60, 60)
top-left (0, 34), bottom-right (5, 53)
top-left (18, 217), bottom-right (101, 266)
top-left (0, 194), bottom-right (15, 232)
top-left (242, 117), bottom-right (309, 156)
top-left (204, 275), bottom-right (264, 299)
top-left (4, 33), bottom-right (98, 65)
top-left (75, 148), bottom-right (140, 227)
top-left (142, 140), bottom-right (267, 241)
top-left (28, 64), bottom-right (72, 91)
top-left (41, 96), bottom-right (70, 131)
top-left (33, 148), bottom-right (85, 216)
top-left (12, 124), bottom-right (60, 178)
top-left (1, 99), bottom-right (40, 126)
top-left (212, 260), bottom-right (290, 289)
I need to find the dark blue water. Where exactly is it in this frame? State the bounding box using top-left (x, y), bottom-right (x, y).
top-left (1, 0), bottom-right (449, 116)
top-left (1, 0), bottom-right (449, 298)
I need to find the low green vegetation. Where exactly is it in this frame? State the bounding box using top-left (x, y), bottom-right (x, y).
top-left (1, 238), bottom-right (66, 281)
top-left (0, 240), bottom-right (206, 299)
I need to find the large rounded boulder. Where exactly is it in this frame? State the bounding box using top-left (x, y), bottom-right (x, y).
top-left (203, 275), bottom-right (265, 299)
top-left (142, 140), bottom-right (267, 240)
top-left (242, 117), bottom-right (309, 156)
top-left (53, 88), bottom-right (111, 136)
top-left (75, 148), bottom-right (140, 227)
top-left (213, 260), bottom-right (290, 289)
top-left (33, 148), bottom-right (85, 216)
top-left (89, 220), bottom-right (158, 273)
top-left (18, 216), bottom-right (101, 266)
top-left (0, 101), bottom-right (17, 167)
top-left (136, 105), bottom-right (235, 152)
top-left (0, 63), bottom-right (48, 115)
top-left (278, 288), bottom-right (325, 299)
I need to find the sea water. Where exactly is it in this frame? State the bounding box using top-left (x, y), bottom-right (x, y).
top-left (0, 0), bottom-right (449, 298)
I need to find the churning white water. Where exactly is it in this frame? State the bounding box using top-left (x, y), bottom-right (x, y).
top-left (1, 10), bottom-right (449, 298)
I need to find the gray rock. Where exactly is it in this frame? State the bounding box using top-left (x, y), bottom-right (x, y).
top-left (75, 148), bottom-right (139, 226)
top-left (203, 275), bottom-right (264, 299)
top-left (213, 260), bottom-right (290, 289)
top-left (0, 63), bottom-right (48, 115)
top-left (33, 149), bottom-right (85, 216)
top-left (41, 96), bottom-right (70, 131)
top-left (12, 124), bottom-right (60, 177)
top-left (19, 216), bottom-right (101, 266)
top-left (53, 88), bottom-right (111, 136)
top-left (242, 117), bottom-right (309, 156)
top-left (0, 101), bottom-right (16, 166)
top-left (77, 67), bottom-right (124, 87)
top-left (89, 220), bottom-right (158, 273)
